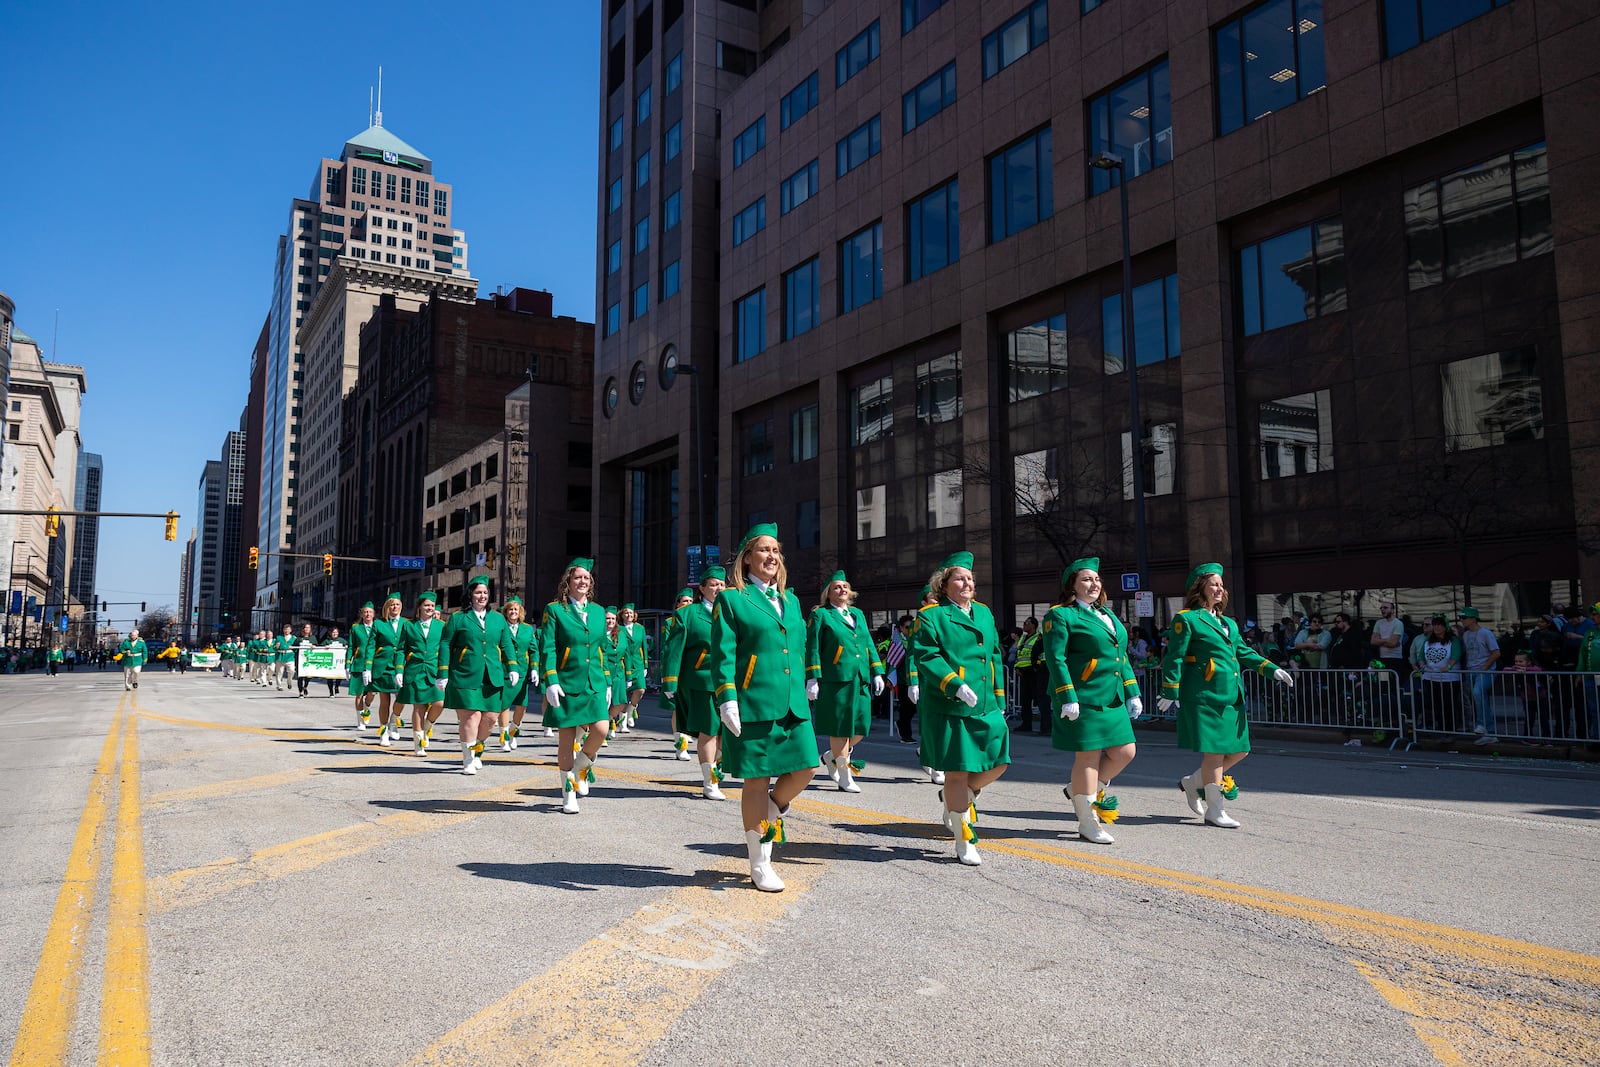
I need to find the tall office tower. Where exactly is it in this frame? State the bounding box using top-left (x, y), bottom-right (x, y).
top-left (595, 0), bottom-right (1599, 622)
top-left (256, 112), bottom-right (470, 626)
top-left (194, 460), bottom-right (224, 640)
top-left (72, 451), bottom-right (103, 635)
top-left (0, 291), bottom-right (12, 469)
top-left (218, 430), bottom-right (246, 636)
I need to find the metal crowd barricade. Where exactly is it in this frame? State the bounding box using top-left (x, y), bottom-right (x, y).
top-left (1130, 664), bottom-right (1407, 740)
top-left (1408, 668), bottom-right (1597, 747)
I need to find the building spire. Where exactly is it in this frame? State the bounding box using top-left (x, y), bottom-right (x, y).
top-left (375, 66), bottom-right (384, 128)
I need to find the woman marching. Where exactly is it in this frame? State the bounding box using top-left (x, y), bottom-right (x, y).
top-left (711, 524), bottom-right (819, 892)
top-left (397, 591), bottom-right (446, 756)
top-left (538, 559), bottom-right (612, 813)
top-left (617, 603), bottom-right (649, 732)
top-left (805, 571), bottom-right (885, 794)
top-left (660, 586), bottom-right (696, 759)
top-left (496, 596), bottom-right (540, 751)
top-left (602, 606), bottom-right (630, 740)
top-left (1159, 563), bottom-right (1295, 827)
top-left (349, 602), bottom-right (376, 732)
top-left (661, 566), bottom-right (728, 800)
top-left (1041, 557), bottom-right (1142, 844)
top-left (436, 576), bottom-right (520, 775)
top-left (367, 594), bottom-right (409, 747)
top-left (909, 551), bottom-right (1010, 866)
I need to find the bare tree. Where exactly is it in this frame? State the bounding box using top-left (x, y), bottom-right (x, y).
top-left (137, 606), bottom-right (177, 640)
top-left (1381, 450), bottom-right (1531, 607)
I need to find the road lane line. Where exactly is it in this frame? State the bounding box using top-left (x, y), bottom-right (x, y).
top-left (146, 758), bottom-right (373, 807)
top-left (98, 713), bottom-right (150, 1066)
top-left (136, 708), bottom-right (356, 742)
top-left (6, 697), bottom-right (124, 1067)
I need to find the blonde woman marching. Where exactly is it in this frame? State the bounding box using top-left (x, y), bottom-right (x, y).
top-left (617, 603), bottom-right (649, 731)
top-left (367, 594), bottom-right (408, 747)
top-left (349, 602), bottom-right (376, 732)
top-left (805, 570), bottom-right (885, 793)
top-left (1042, 557), bottom-right (1141, 844)
top-left (659, 586), bottom-right (696, 759)
top-left (711, 523), bottom-right (819, 892)
top-left (1159, 563), bottom-right (1295, 827)
top-left (603, 606), bottom-right (629, 739)
top-left (661, 566), bottom-right (728, 800)
top-left (436, 576), bottom-right (519, 775)
top-left (538, 559), bottom-right (611, 813)
top-left (497, 596), bottom-right (539, 750)
top-left (397, 591), bottom-right (446, 756)
top-left (909, 551), bottom-right (1010, 866)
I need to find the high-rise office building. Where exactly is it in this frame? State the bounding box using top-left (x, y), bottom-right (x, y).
top-left (194, 460), bottom-right (224, 641)
top-left (71, 451), bottom-right (102, 632)
top-left (594, 0), bottom-right (1598, 623)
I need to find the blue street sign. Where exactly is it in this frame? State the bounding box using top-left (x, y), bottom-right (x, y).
top-left (390, 555), bottom-right (427, 570)
top-left (1121, 573), bottom-right (1141, 592)
top-left (686, 545), bottom-right (721, 585)
top-left (60, 616), bottom-right (69, 633)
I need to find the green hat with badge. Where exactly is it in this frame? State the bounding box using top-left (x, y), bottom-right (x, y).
top-left (699, 566), bottom-right (727, 584)
top-left (361, 601), bottom-right (375, 610)
top-left (1186, 562), bottom-right (1224, 589)
top-left (1063, 557), bottom-right (1100, 586)
top-left (566, 557), bottom-right (595, 573)
top-left (383, 591), bottom-right (402, 602)
top-left (417, 591), bottom-right (437, 603)
top-left (1457, 606), bottom-right (1480, 619)
top-left (677, 586), bottom-right (695, 599)
top-left (605, 605), bottom-right (619, 615)
top-left (736, 522), bottom-right (779, 558)
top-left (938, 551), bottom-right (974, 571)
top-left (468, 575), bottom-right (492, 589)
top-left (622, 602), bottom-right (635, 611)
top-left (503, 595), bottom-right (523, 606)
top-left (827, 570), bottom-right (848, 584)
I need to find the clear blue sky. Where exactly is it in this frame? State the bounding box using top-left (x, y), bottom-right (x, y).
top-left (4, 1), bottom-right (600, 625)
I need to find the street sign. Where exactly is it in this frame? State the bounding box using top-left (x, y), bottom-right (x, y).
top-left (475, 552), bottom-right (488, 567)
top-left (1121, 573), bottom-right (1140, 592)
top-left (60, 616), bottom-right (69, 633)
top-left (1134, 591), bottom-right (1155, 617)
top-left (686, 545), bottom-right (722, 585)
top-left (389, 555), bottom-right (426, 570)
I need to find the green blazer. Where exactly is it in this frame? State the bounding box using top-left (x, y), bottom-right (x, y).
top-left (369, 617), bottom-right (407, 676)
top-left (117, 638), bottom-right (148, 667)
top-left (505, 620), bottom-right (539, 689)
top-left (400, 617), bottom-right (445, 684)
top-left (663, 601), bottom-right (716, 694)
top-left (1041, 600), bottom-right (1140, 710)
top-left (711, 582), bottom-right (810, 724)
top-left (348, 624), bottom-right (373, 671)
top-left (619, 621), bottom-right (648, 688)
top-left (1159, 608), bottom-right (1274, 710)
top-left (274, 634), bottom-right (298, 663)
top-left (437, 608), bottom-right (517, 689)
top-left (804, 605), bottom-right (884, 684)
top-left (537, 599), bottom-right (610, 695)
top-left (908, 600), bottom-right (1006, 718)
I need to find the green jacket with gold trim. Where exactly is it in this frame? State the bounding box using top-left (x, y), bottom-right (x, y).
top-left (710, 581), bottom-right (810, 724)
top-left (1159, 608), bottom-right (1273, 710)
top-left (1041, 600), bottom-right (1140, 711)
top-left (662, 600), bottom-right (716, 695)
top-left (908, 600), bottom-right (1006, 718)
top-left (436, 608), bottom-right (517, 689)
top-left (804, 605), bottom-right (884, 684)
top-left (537, 600), bottom-right (610, 695)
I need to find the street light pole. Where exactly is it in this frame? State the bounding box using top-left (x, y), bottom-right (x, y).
top-left (676, 363), bottom-right (707, 576)
top-left (1091, 153), bottom-right (1152, 635)
top-left (458, 505), bottom-right (473, 609)
top-left (525, 367), bottom-right (539, 602)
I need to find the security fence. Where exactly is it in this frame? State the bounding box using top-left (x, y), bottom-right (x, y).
top-left (1409, 668), bottom-right (1597, 746)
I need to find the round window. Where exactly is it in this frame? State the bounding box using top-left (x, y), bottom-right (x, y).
top-left (602, 377), bottom-right (619, 418)
top-left (659, 344), bottom-right (679, 390)
top-left (629, 361), bottom-right (647, 405)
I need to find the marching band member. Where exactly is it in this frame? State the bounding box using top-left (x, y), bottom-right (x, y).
top-left (397, 592), bottom-right (446, 755)
top-left (804, 571), bottom-right (884, 794)
top-left (437, 576), bottom-right (519, 775)
top-left (349, 603), bottom-right (376, 729)
top-left (618, 603), bottom-right (649, 730)
top-left (498, 596), bottom-right (539, 750)
top-left (538, 559), bottom-right (611, 813)
top-left (367, 594), bottom-right (408, 747)
top-left (661, 566), bottom-right (728, 799)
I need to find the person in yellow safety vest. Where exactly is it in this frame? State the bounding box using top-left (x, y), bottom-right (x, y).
top-left (1013, 616), bottom-right (1047, 733)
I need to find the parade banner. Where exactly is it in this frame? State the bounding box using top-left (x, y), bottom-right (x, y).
top-left (297, 645), bottom-right (347, 679)
top-left (192, 652), bottom-right (221, 669)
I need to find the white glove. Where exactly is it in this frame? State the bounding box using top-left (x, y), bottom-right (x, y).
top-left (508, 671), bottom-right (520, 689)
top-left (361, 670), bottom-right (372, 685)
top-left (956, 684), bottom-right (978, 708)
top-left (394, 672), bottom-right (404, 687)
top-left (1274, 668), bottom-right (1295, 687)
top-left (805, 678), bottom-right (820, 701)
top-left (544, 683), bottom-right (565, 708)
top-left (1061, 701), bottom-right (1081, 721)
top-left (1157, 696), bottom-right (1178, 713)
top-left (907, 684), bottom-right (920, 704)
top-left (435, 678), bottom-right (447, 692)
top-left (1128, 696), bottom-right (1143, 719)
top-left (871, 676), bottom-right (885, 696)
top-left (605, 687), bottom-right (614, 706)
top-left (718, 700), bottom-right (743, 737)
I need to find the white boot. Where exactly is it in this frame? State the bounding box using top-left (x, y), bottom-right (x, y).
top-left (822, 751), bottom-right (840, 783)
top-left (675, 735), bottom-right (692, 760)
top-left (1179, 772), bottom-right (1206, 817)
top-left (500, 726), bottom-right (512, 752)
top-left (378, 724), bottom-right (393, 748)
top-left (699, 762), bottom-right (725, 801)
top-left (471, 741), bottom-right (483, 771)
top-left (573, 751), bottom-right (594, 797)
top-left (1204, 784), bottom-right (1240, 828)
top-left (544, 726), bottom-right (555, 737)
top-left (952, 806), bottom-right (982, 866)
top-left (836, 758), bottom-right (861, 793)
top-left (460, 745), bottom-right (476, 775)
top-left (1071, 794), bottom-right (1115, 844)
top-left (745, 829), bottom-right (784, 892)
top-left (560, 770), bottom-right (580, 814)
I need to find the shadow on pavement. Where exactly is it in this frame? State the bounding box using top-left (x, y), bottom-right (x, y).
top-left (460, 859), bottom-right (738, 891)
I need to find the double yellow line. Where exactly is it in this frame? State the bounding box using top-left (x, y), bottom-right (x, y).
top-left (8, 694), bottom-right (150, 1067)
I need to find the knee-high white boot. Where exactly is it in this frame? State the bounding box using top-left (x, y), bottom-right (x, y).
top-left (1203, 783), bottom-right (1239, 828)
top-left (573, 751), bottom-right (595, 797)
top-left (699, 762), bottom-right (725, 800)
top-left (1071, 793), bottom-right (1115, 844)
top-left (560, 769), bottom-right (580, 814)
top-left (745, 829), bottom-right (784, 892)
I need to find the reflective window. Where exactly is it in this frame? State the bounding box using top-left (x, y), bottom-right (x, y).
top-left (1103, 273), bottom-right (1180, 372)
top-left (915, 351), bottom-right (962, 424)
top-left (665, 52), bottom-right (683, 94)
top-left (1013, 448), bottom-right (1059, 514)
top-left (735, 288), bottom-right (766, 362)
top-left (907, 178), bottom-right (960, 281)
top-left (1007, 313), bottom-right (1067, 401)
top-left (781, 71), bottom-right (819, 129)
top-left (1404, 142), bottom-right (1550, 290)
top-left (783, 257), bottom-right (820, 340)
top-left (636, 150), bottom-right (651, 188)
top-left (636, 85), bottom-right (652, 125)
top-left (632, 282), bottom-right (649, 320)
top-left (839, 221), bottom-right (884, 313)
top-left (1441, 348), bottom-right (1543, 453)
top-left (791, 403), bottom-right (820, 462)
top-left (903, 61), bottom-right (957, 133)
top-left (1216, 0), bottom-right (1326, 136)
top-left (903, 0), bottom-right (949, 34)
top-left (795, 499), bottom-right (820, 548)
top-left (733, 197), bottom-right (767, 246)
top-left (608, 178), bottom-right (623, 213)
top-left (927, 470), bottom-right (963, 529)
top-left (781, 160), bottom-right (820, 214)
top-left (606, 240), bottom-right (621, 274)
top-left (717, 41), bottom-right (757, 76)
top-left (837, 116), bottom-right (882, 177)
top-left (733, 116), bottom-right (766, 168)
top-left (634, 216), bottom-right (650, 253)
top-left (851, 374), bottom-right (894, 445)
top-left (982, 0), bottom-right (1048, 79)
top-left (1259, 390), bottom-right (1333, 478)
top-left (604, 303), bottom-right (620, 337)
top-left (1121, 423), bottom-right (1177, 498)
top-left (664, 190), bottom-right (681, 230)
top-left (1239, 217), bottom-right (1345, 336)
top-left (1385, 0), bottom-right (1512, 57)
top-left (856, 484), bottom-right (887, 538)
top-left (664, 121), bottom-right (682, 161)
top-left (988, 126), bottom-right (1054, 242)
top-left (1089, 61), bottom-right (1172, 194)
top-left (743, 419), bottom-right (775, 475)
top-left (609, 116), bottom-right (624, 150)
top-left (836, 21), bottom-right (881, 86)
top-left (661, 259), bottom-right (680, 298)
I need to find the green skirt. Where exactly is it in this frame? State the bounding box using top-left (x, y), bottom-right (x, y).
top-left (542, 684), bottom-right (608, 728)
top-left (813, 679), bottom-right (872, 738)
top-left (1177, 701), bottom-right (1250, 754)
top-left (678, 688), bottom-right (721, 739)
top-left (445, 678), bottom-right (504, 714)
top-left (1051, 702), bottom-right (1136, 752)
top-left (722, 712), bottom-right (818, 780)
top-left (922, 707), bottom-right (1010, 773)
top-left (502, 676), bottom-right (534, 709)
top-left (400, 667), bottom-right (443, 705)
top-left (348, 672), bottom-right (368, 697)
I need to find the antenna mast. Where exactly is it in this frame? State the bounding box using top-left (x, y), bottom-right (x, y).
top-left (375, 66), bottom-right (384, 127)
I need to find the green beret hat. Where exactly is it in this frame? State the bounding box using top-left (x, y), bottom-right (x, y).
top-left (700, 566), bottom-right (727, 583)
top-left (920, 585), bottom-right (931, 598)
top-left (677, 586), bottom-right (696, 599)
top-left (622, 602), bottom-right (635, 611)
top-left (938, 551), bottom-right (974, 571)
top-left (1063, 557), bottom-right (1100, 585)
top-left (605, 605), bottom-right (619, 615)
top-left (383, 591), bottom-right (402, 602)
top-left (503, 595), bottom-right (523, 606)
top-left (417, 591), bottom-right (438, 603)
top-left (1186, 562), bottom-right (1224, 588)
top-left (736, 522), bottom-right (779, 558)
top-left (361, 601), bottom-right (375, 610)
top-left (827, 570), bottom-right (848, 584)
top-left (468, 575), bottom-right (492, 589)
top-left (1457, 606), bottom-right (1480, 620)
top-left (567, 557), bottom-right (595, 573)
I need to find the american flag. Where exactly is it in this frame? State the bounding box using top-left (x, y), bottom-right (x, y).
top-left (885, 632), bottom-right (906, 669)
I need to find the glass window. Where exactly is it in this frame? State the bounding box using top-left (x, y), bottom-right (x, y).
top-left (662, 259), bottom-right (680, 298)
top-left (605, 303), bottom-right (621, 337)
top-left (1239, 217), bottom-right (1345, 336)
top-left (666, 51), bottom-right (683, 93)
top-left (1404, 143), bottom-right (1550, 290)
top-left (1216, 0), bottom-right (1327, 136)
top-left (908, 178), bottom-right (960, 280)
top-left (982, 0), bottom-right (1049, 79)
top-left (1007, 313), bottom-right (1068, 401)
top-left (780, 71), bottom-right (819, 129)
top-left (743, 419), bottom-right (775, 475)
top-left (1089, 61), bottom-right (1172, 194)
top-left (634, 216), bottom-right (650, 253)
top-left (610, 116), bottom-right (624, 150)
top-left (608, 178), bottom-right (623, 213)
top-left (636, 85), bottom-right (652, 124)
top-left (781, 160), bottom-right (820, 214)
top-left (795, 499), bottom-right (821, 548)
top-left (1014, 448), bottom-right (1060, 514)
top-left (791, 404), bottom-right (820, 462)
top-left (1103, 273), bottom-right (1180, 372)
top-left (1082, 0), bottom-right (1107, 10)
top-left (717, 40), bottom-right (757, 76)
top-left (664, 190), bottom-right (682, 230)
top-left (927, 470), bottom-right (963, 529)
top-left (836, 116), bottom-right (882, 177)
top-left (783, 257), bottom-right (820, 340)
top-left (734, 116), bottom-right (767, 168)
top-left (903, 0), bottom-right (949, 33)
top-left (735, 288), bottom-right (766, 362)
top-left (904, 61), bottom-right (957, 133)
top-left (852, 375), bottom-right (894, 445)
top-left (839, 221), bottom-right (884, 313)
top-left (350, 166), bottom-right (367, 195)
top-left (733, 197), bottom-right (767, 246)
top-left (836, 21), bottom-right (881, 86)
top-left (665, 121), bottom-right (682, 161)
top-left (915, 351), bottom-right (962, 424)
top-left (1122, 423), bottom-right (1177, 498)
top-left (988, 126), bottom-right (1054, 242)
top-left (607, 240), bottom-right (621, 274)
top-left (856, 484), bottom-right (887, 539)
top-left (632, 282), bottom-right (649, 319)
top-left (1259, 390), bottom-right (1333, 478)
top-left (1385, 0), bottom-right (1512, 58)
top-left (1440, 347), bottom-right (1543, 452)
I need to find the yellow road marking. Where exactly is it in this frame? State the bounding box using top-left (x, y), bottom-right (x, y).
top-left (136, 708), bottom-right (351, 742)
top-left (99, 713), bottom-right (150, 1066)
top-left (7, 698), bottom-right (124, 1067)
top-left (146, 758), bottom-right (373, 807)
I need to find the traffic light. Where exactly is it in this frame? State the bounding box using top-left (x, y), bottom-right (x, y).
top-left (141, 602), bottom-right (147, 612)
top-left (101, 601), bottom-right (108, 613)
top-left (164, 511), bottom-right (178, 541)
top-left (46, 507), bottom-right (59, 538)
top-left (248, 547), bottom-right (259, 570)
top-left (323, 553), bottom-right (333, 576)
top-left (508, 543), bottom-right (519, 565)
